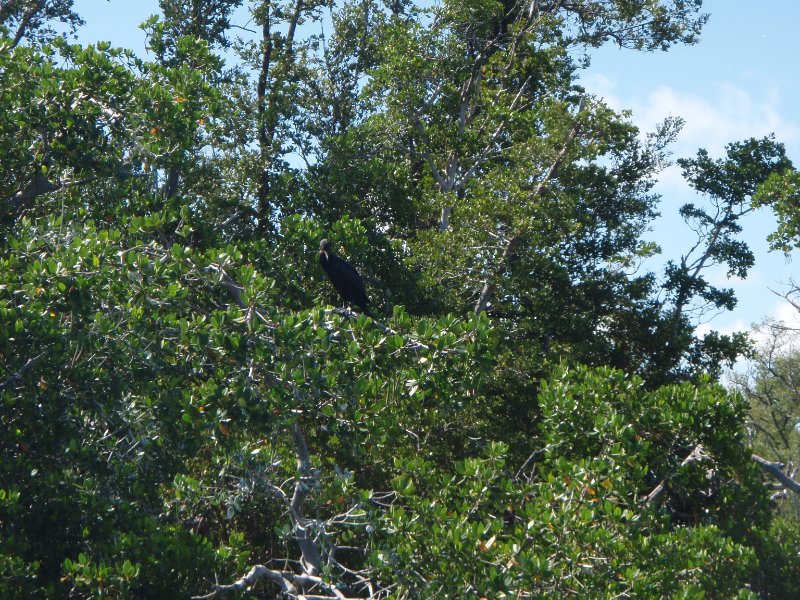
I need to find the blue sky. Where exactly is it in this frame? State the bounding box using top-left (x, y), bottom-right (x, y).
top-left (581, 0), bottom-right (800, 340)
top-left (71, 0), bottom-right (800, 341)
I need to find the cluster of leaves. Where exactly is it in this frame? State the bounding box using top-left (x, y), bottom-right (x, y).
top-left (366, 366), bottom-right (775, 598)
top-left (0, 211), bottom-right (494, 597)
top-left (2, 1), bottom-right (800, 598)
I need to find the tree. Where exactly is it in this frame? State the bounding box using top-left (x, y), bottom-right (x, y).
top-left (0, 25), bottom-right (223, 235)
top-left (152, 0), bottom-right (243, 64)
top-left (753, 169), bottom-right (800, 253)
top-left (732, 321), bottom-right (800, 519)
top-left (653, 137), bottom-right (794, 383)
top-left (307, 0), bottom-right (753, 389)
top-left (4, 1), bottom-right (800, 599)
top-left (0, 0), bottom-right (82, 48)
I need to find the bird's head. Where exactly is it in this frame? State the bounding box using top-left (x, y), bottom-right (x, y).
top-left (320, 238), bottom-right (332, 259)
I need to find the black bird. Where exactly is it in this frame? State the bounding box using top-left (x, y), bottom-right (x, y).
top-left (319, 239), bottom-right (371, 316)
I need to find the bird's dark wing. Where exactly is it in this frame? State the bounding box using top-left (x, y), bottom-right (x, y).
top-left (321, 253), bottom-right (369, 313)
top-left (330, 254), bottom-right (364, 287)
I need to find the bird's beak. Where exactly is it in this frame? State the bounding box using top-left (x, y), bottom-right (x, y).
top-left (321, 250), bottom-right (328, 259)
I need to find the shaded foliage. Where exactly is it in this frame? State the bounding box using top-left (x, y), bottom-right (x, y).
top-left (2, 1), bottom-right (800, 598)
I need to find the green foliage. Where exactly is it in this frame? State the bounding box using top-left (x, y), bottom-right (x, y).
top-left (753, 169), bottom-right (800, 252)
top-left (539, 366), bottom-right (771, 535)
top-left (1, 1), bottom-right (799, 598)
top-left (732, 322), bottom-right (800, 520)
top-left (364, 366), bottom-right (768, 598)
top-left (0, 211), bottom-right (496, 596)
top-left (0, 28), bottom-right (222, 235)
top-left (748, 517), bottom-right (800, 598)
top-left (149, 0), bottom-right (243, 66)
top-left (0, 0), bottom-right (83, 47)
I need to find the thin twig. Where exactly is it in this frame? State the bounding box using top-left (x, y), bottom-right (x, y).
top-left (0, 353), bottom-right (46, 390)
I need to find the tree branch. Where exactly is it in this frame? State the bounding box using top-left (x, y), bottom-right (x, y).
top-left (474, 98), bottom-right (586, 315)
top-left (4, 165), bottom-right (141, 226)
top-left (4, 171), bottom-right (60, 222)
top-left (289, 422), bottom-right (323, 576)
top-left (643, 444), bottom-right (708, 506)
top-left (191, 564), bottom-right (359, 600)
top-left (9, 0), bottom-right (47, 49)
top-left (0, 353), bottom-right (45, 390)
top-left (412, 114), bottom-right (449, 193)
top-left (207, 263), bottom-right (246, 309)
top-left (752, 454), bottom-right (800, 494)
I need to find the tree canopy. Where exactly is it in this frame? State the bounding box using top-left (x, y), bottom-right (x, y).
top-left (2, 1), bottom-right (800, 598)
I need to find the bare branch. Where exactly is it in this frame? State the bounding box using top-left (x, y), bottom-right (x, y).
top-left (0, 353), bottom-right (46, 390)
top-left (643, 444), bottom-right (708, 506)
top-left (191, 564), bottom-right (361, 600)
top-left (474, 97), bottom-right (586, 315)
top-left (207, 263), bottom-right (246, 309)
top-left (412, 115), bottom-right (449, 192)
top-left (289, 422), bottom-right (323, 576)
top-left (4, 164), bottom-right (143, 226)
top-left (211, 209), bottom-right (250, 234)
top-left (752, 454), bottom-right (800, 494)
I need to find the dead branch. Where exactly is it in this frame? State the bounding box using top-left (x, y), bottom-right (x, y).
top-left (192, 265), bottom-right (400, 599)
top-left (752, 454), bottom-right (800, 494)
top-left (190, 564), bottom-right (359, 600)
top-left (0, 353), bottom-right (46, 390)
top-left (289, 422), bottom-right (323, 576)
top-left (474, 97), bottom-right (586, 315)
top-left (643, 444), bottom-right (708, 506)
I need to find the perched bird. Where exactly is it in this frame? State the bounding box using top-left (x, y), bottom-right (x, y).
top-left (319, 239), bottom-right (371, 316)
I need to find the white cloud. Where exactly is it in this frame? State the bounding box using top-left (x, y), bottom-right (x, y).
top-left (635, 83), bottom-right (796, 157)
top-left (718, 300), bottom-right (800, 382)
top-left (654, 163), bottom-right (690, 193)
top-left (727, 299), bottom-right (800, 351)
top-left (695, 318), bottom-right (750, 339)
top-left (705, 266), bottom-right (765, 289)
top-left (582, 73), bottom-right (619, 105)
top-left (770, 299), bottom-right (800, 329)
top-left (582, 77), bottom-right (800, 194)
top-left (690, 295), bottom-right (800, 357)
